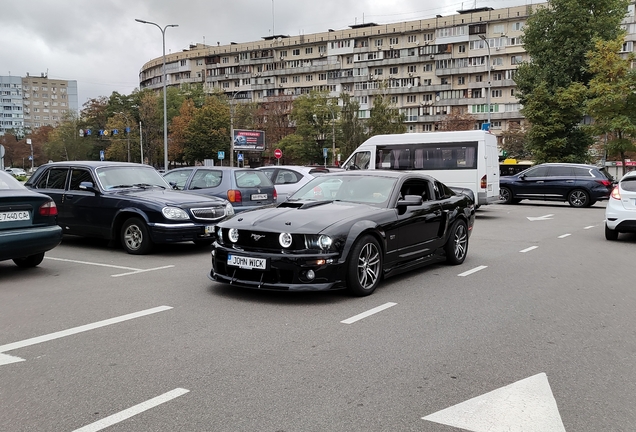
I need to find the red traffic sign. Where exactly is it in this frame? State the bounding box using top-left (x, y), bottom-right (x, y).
top-left (274, 148), bottom-right (282, 159)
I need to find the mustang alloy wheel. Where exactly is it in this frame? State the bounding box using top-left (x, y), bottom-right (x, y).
top-left (347, 235), bottom-right (382, 296)
top-left (445, 220), bottom-right (468, 265)
top-left (121, 217), bottom-right (153, 255)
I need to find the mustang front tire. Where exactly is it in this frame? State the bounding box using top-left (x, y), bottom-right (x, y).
top-left (121, 217), bottom-right (153, 255)
top-left (347, 235), bottom-right (382, 297)
top-left (445, 220), bottom-right (469, 265)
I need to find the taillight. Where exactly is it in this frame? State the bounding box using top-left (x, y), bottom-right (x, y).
top-left (227, 189), bottom-right (242, 203)
top-left (610, 186), bottom-right (621, 200)
top-left (596, 179), bottom-right (612, 187)
top-left (273, 189), bottom-right (277, 201)
top-left (480, 174), bottom-right (487, 189)
top-left (39, 201), bottom-right (58, 216)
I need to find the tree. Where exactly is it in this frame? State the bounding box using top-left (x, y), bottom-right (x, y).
top-left (515, 0), bottom-right (629, 163)
top-left (339, 93), bottom-right (366, 160)
top-left (168, 99), bottom-right (196, 165)
top-left (289, 90), bottom-right (334, 163)
top-left (183, 94), bottom-right (230, 163)
top-left (586, 34), bottom-right (636, 175)
top-left (367, 87), bottom-right (406, 136)
top-left (45, 111), bottom-right (93, 161)
top-left (254, 95), bottom-right (295, 161)
top-left (138, 92), bottom-right (162, 166)
top-left (436, 107), bottom-right (477, 131)
top-left (499, 121), bottom-right (530, 159)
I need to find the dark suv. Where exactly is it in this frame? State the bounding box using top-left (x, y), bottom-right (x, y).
top-left (499, 163), bottom-right (614, 207)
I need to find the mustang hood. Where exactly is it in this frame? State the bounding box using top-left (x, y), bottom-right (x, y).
top-left (225, 201), bottom-right (382, 232)
top-left (116, 188), bottom-right (225, 206)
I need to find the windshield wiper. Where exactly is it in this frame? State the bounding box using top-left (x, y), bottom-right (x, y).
top-left (109, 184), bottom-right (134, 189)
top-left (133, 183), bottom-right (166, 189)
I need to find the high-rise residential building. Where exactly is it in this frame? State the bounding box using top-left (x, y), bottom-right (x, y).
top-left (0, 73), bottom-right (78, 136)
top-left (137, 2), bottom-right (636, 145)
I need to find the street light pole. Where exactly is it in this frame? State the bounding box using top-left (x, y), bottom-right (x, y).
top-left (135, 18), bottom-right (178, 170)
top-left (229, 91), bottom-right (240, 167)
top-left (478, 34), bottom-right (492, 127)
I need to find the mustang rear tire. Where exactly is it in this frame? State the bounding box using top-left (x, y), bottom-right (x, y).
top-left (13, 252), bottom-right (45, 268)
top-left (445, 220), bottom-right (469, 265)
top-left (121, 217), bottom-right (153, 255)
top-left (346, 235), bottom-right (382, 297)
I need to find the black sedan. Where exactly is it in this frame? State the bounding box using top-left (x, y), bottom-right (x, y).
top-left (0, 170), bottom-right (62, 267)
top-left (25, 162), bottom-right (234, 254)
top-left (210, 171), bottom-right (475, 296)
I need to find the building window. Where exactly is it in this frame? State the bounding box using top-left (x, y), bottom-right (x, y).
top-left (492, 89), bottom-right (502, 98)
top-left (407, 65), bottom-right (417, 73)
top-left (390, 96), bottom-right (398, 104)
top-left (511, 55), bottom-right (523, 65)
top-left (374, 68), bottom-right (383, 75)
top-left (407, 95), bottom-right (417, 103)
top-left (389, 67), bottom-right (398, 75)
top-left (375, 39), bottom-right (383, 47)
top-left (458, 45), bottom-right (466, 53)
top-left (475, 75), bottom-right (483, 82)
top-left (305, 47), bottom-right (313, 54)
top-left (457, 76), bottom-right (465, 85)
top-left (441, 78), bottom-right (449, 85)
top-left (221, 58), bottom-right (228, 64)
top-left (512, 22), bottom-right (524, 31)
top-left (305, 75), bottom-right (313, 81)
top-left (292, 49), bottom-right (300, 56)
top-left (318, 73), bottom-right (327, 80)
top-left (389, 37), bottom-right (399, 45)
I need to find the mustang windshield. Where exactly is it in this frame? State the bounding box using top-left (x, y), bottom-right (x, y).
top-left (96, 166), bottom-right (170, 190)
top-left (289, 175), bottom-right (397, 206)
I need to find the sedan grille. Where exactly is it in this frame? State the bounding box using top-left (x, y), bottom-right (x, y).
top-left (190, 206), bottom-right (226, 221)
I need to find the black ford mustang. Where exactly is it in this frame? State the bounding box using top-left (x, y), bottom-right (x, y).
top-left (210, 171), bottom-right (475, 296)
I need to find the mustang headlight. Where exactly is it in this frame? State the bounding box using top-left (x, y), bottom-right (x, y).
top-left (162, 206), bottom-right (190, 220)
top-left (279, 232), bottom-right (293, 248)
top-left (228, 228), bottom-right (239, 243)
top-left (225, 202), bottom-right (235, 216)
top-left (318, 235), bottom-right (333, 250)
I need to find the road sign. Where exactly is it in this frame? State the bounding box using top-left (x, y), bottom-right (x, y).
top-left (274, 149), bottom-right (282, 159)
top-left (218, 151), bottom-right (225, 160)
top-left (237, 153), bottom-right (244, 162)
top-left (99, 150), bottom-right (105, 161)
top-left (28, 155), bottom-right (33, 161)
top-left (323, 148), bottom-right (328, 158)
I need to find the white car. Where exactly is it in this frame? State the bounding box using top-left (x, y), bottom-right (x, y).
top-left (5, 168), bottom-right (27, 177)
top-left (257, 165), bottom-right (343, 202)
top-left (605, 170), bottom-right (636, 240)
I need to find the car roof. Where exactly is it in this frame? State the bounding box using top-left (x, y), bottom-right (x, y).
top-left (38, 161), bottom-right (152, 169)
top-left (166, 166), bottom-right (258, 172)
top-left (536, 162), bottom-right (600, 168)
top-left (320, 170), bottom-right (437, 181)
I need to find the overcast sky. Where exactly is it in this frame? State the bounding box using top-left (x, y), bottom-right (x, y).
top-left (2, 0), bottom-right (533, 107)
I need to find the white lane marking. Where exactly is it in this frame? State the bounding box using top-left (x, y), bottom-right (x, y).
top-left (341, 302), bottom-right (397, 324)
top-left (72, 388), bottom-right (190, 432)
top-left (45, 256), bottom-right (140, 271)
top-left (458, 265), bottom-right (488, 277)
top-left (0, 306), bottom-right (173, 357)
top-left (584, 226), bottom-right (595, 230)
top-left (422, 373), bottom-right (566, 431)
top-left (558, 234), bottom-right (571, 239)
top-left (0, 353), bottom-right (25, 366)
top-left (111, 265), bottom-right (175, 278)
top-left (520, 246), bottom-right (539, 253)
top-left (527, 214), bottom-right (554, 221)
top-left (45, 257), bottom-right (174, 277)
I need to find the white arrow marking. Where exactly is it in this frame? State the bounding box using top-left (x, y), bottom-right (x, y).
top-left (0, 353), bottom-right (25, 366)
top-left (527, 214), bottom-right (554, 221)
top-left (422, 372), bottom-right (566, 432)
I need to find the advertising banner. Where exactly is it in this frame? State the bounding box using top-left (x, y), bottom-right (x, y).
top-left (233, 129), bottom-right (265, 151)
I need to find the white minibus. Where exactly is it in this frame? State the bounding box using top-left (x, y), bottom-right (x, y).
top-left (341, 130), bottom-right (500, 206)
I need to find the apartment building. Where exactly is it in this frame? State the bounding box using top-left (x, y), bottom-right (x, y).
top-left (138, 2), bottom-right (636, 142)
top-left (0, 73), bottom-right (79, 136)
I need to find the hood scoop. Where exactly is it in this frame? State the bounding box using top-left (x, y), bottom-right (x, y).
top-left (278, 200), bottom-right (334, 209)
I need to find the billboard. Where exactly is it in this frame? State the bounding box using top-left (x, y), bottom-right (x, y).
top-left (233, 129), bottom-right (265, 151)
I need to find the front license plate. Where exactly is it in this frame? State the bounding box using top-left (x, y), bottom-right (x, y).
top-left (205, 225), bottom-right (215, 234)
top-left (251, 194), bottom-right (268, 200)
top-left (227, 254), bottom-right (267, 270)
top-left (0, 211), bottom-right (30, 222)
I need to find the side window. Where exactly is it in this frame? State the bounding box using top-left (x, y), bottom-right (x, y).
top-left (573, 167), bottom-right (593, 177)
top-left (260, 169), bottom-right (275, 180)
top-left (523, 166), bottom-right (548, 178)
top-left (277, 169), bottom-right (300, 184)
top-left (163, 169), bottom-right (193, 190)
top-left (35, 168), bottom-right (68, 189)
top-left (191, 170), bottom-right (222, 189)
top-left (547, 166), bottom-right (574, 177)
top-left (70, 169), bottom-right (94, 191)
top-left (399, 179), bottom-right (433, 201)
top-left (344, 151), bottom-right (371, 170)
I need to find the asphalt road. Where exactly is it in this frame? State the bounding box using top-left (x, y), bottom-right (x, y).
top-left (1, 201), bottom-right (634, 432)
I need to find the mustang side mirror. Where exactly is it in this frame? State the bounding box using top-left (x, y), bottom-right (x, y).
top-left (397, 194), bottom-right (423, 207)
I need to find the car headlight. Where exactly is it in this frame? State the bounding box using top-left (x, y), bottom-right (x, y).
top-left (229, 228), bottom-right (239, 243)
top-left (162, 206), bottom-right (190, 220)
top-left (318, 235), bottom-right (332, 250)
top-left (279, 232), bottom-right (292, 248)
top-left (216, 227), bottom-right (224, 243)
top-left (225, 202), bottom-right (235, 216)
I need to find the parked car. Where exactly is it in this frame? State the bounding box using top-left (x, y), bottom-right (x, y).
top-left (25, 162), bottom-right (234, 254)
top-left (0, 170), bottom-right (62, 267)
top-left (163, 167), bottom-right (276, 212)
top-left (256, 165), bottom-right (343, 202)
top-left (499, 163), bottom-right (614, 208)
top-left (605, 170), bottom-right (636, 240)
top-left (210, 171), bottom-right (475, 296)
top-left (5, 168), bottom-right (27, 178)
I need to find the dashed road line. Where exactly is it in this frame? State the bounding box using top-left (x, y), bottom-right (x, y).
top-left (72, 388), bottom-right (190, 432)
top-left (557, 234), bottom-right (571, 239)
top-left (584, 226), bottom-right (595, 230)
top-left (341, 302), bottom-right (397, 324)
top-left (458, 265), bottom-right (488, 277)
top-left (520, 246), bottom-right (538, 253)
